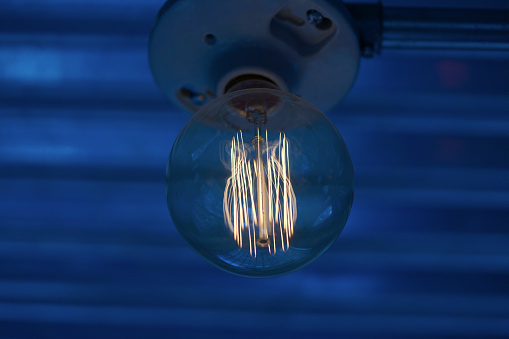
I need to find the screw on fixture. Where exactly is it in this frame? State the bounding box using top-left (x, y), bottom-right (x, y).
top-left (203, 33), bottom-right (216, 45)
top-left (179, 86), bottom-right (208, 107)
top-left (307, 9), bottom-right (324, 25)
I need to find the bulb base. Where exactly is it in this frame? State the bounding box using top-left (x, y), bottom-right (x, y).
top-left (225, 75), bottom-right (280, 94)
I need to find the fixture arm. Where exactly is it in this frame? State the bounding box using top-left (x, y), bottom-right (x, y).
top-left (346, 3), bottom-right (509, 57)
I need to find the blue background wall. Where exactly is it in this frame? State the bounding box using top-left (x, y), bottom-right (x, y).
top-left (0, 0), bottom-right (508, 338)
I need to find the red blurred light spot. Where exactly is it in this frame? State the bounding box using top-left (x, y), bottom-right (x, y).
top-left (436, 137), bottom-right (466, 163)
top-left (436, 60), bottom-right (470, 89)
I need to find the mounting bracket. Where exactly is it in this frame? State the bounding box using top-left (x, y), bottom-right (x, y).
top-left (149, 0), bottom-right (360, 113)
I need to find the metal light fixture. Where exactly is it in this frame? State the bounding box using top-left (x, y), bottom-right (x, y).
top-left (149, 0), bottom-right (359, 277)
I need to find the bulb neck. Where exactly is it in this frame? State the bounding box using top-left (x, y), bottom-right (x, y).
top-left (225, 75), bottom-right (280, 94)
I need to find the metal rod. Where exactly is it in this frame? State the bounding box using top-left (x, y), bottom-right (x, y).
top-left (345, 3), bottom-right (509, 55)
top-left (383, 7), bottom-right (509, 51)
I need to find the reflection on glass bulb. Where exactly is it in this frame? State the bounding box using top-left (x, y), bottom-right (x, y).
top-left (166, 86), bottom-right (354, 277)
top-left (223, 130), bottom-right (296, 257)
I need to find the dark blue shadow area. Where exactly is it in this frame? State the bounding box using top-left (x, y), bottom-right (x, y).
top-left (0, 0), bottom-right (508, 338)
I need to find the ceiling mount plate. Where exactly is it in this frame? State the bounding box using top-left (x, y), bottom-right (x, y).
top-left (149, 0), bottom-right (360, 113)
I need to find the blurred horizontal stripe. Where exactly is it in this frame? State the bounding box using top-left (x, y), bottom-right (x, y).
top-left (0, 302), bottom-right (507, 337)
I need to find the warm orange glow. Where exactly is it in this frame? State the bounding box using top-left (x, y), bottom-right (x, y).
top-left (223, 130), bottom-right (296, 257)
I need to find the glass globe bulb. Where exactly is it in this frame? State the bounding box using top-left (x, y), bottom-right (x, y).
top-left (166, 85), bottom-right (354, 277)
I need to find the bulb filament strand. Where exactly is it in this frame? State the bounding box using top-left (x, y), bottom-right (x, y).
top-left (223, 131), bottom-right (296, 257)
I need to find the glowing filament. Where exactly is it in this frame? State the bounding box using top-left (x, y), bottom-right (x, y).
top-left (223, 131), bottom-right (297, 257)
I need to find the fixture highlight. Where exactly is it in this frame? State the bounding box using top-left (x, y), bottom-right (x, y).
top-left (149, 0), bottom-right (359, 277)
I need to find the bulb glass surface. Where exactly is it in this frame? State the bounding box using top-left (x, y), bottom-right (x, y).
top-left (166, 88), bottom-right (353, 277)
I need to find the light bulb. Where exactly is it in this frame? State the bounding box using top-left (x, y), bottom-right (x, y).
top-left (166, 80), bottom-right (354, 277)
